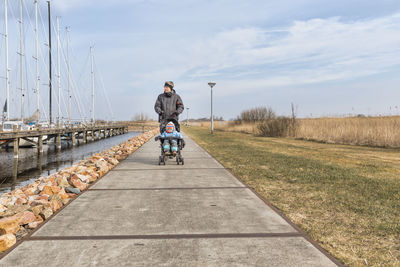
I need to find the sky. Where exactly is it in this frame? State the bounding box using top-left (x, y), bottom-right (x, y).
top-left (1, 0), bottom-right (400, 121)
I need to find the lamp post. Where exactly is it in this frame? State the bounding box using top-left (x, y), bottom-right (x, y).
top-left (186, 107), bottom-right (190, 126)
top-left (208, 82), bottom-right (216, 134)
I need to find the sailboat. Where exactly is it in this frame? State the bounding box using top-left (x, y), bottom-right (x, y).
top-left (1, 0), bottom-right (40, 147)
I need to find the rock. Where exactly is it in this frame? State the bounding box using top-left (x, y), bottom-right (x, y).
top-left (0, 205), bottom-right (7, 214)
top-left (65, 187), bottom-right (81, 195)
top-left (66, 193), bottom-right (77, 199)
top-left (41, 185), bottom-right (61, 196)
top-left (49, 199), bottom-right (63, 212)
top-left (61, 198), bottom-right (70, 205)
top-left (76, 174), bottom-right (90, 183)
top-left (107, 157), bottom-right (119, 166)
top-left (0, 216), bottom-right (20, 234)
top-left (39, 207), bottom-right (53, 220)
top-left (36, 194), bottom-right (50, 201)
top-left (0, 234), bottom-right (16, 252)
top-left (15, 226), bottom-right (29, 239)
top-left (0, 197), bottom-right (11, 206)
top-left (30, 205), bottom-right (44, 216)
top-left (23, 187), bottom-right (36, 196)
top-left (69, 175), bottom-right (88, 191)
top-left (1, 205), bottom-right (29, 217)
top-left (16, 211), bottom-right (36, 225)
top-left (27, 215), bottom-right (43, 229)
top-left (57, 188), bottom-right (69, 200)
top-left (56, 176), bottom-right (70, 188)
top-left (15, 197), bottom-right (27, 205)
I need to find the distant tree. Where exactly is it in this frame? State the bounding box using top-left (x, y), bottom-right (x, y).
top-left (132, 113), bottom-right (151, 122)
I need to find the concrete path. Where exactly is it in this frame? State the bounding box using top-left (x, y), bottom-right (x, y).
top-left (0, 135), bottom-right (339, 266)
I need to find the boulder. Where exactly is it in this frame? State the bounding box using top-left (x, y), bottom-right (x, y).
top-left (30, 205), bottom-right (44, 216)
top-left (41, 185), bottom-right (61, 196)
top-left (65, 187), bottom-right (81, 195)
top-left (15, 197), bottom-right (27, 205)
top-left (49, 199), bottom-right (63, 213)
top-left (16, 211), bottom-right (36, 225)
top-left (1, 205), bottom-right (30, 218)
top-left (69, 175), bottom-right (88, 191)
top-left (0, 216), bottom-right (20, 234)
top-left (39, 207), bottom-right (53, 220)
top-left (15, 227), bottom-right (29, 239)
top-left (56, 175), bottom-right (71, 188)
top-left (0, 234), bottom-right (16, 252)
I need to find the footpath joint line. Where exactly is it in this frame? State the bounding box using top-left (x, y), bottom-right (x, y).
top-left (88, 186), bottom-right (247, 191)
top-left (27, 232), bottom-right (303, 241)
top-left (112, 167), bottom-right (227, 171)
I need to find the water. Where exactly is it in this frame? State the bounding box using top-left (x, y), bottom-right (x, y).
top-left (0, 131), bottom-right (140, 194)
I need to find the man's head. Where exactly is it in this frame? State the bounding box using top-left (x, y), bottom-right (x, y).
top-left (164, 81), bottom-right (174, 94)
top-left (166, 121), bottom-right (175, 133)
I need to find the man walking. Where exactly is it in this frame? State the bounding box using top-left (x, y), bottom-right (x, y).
top-left (154, 81), bottom-right (184, 133)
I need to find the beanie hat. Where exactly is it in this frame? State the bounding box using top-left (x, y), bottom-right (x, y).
top-left (166, 121), bottom-right (175, 133)
top-left (164, 81), bottom-right (174, 89)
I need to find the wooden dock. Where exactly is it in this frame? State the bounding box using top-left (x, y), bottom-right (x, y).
top-left (0, 124), bottom-right (128, 159)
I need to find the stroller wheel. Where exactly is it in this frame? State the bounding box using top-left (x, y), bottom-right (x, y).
top-left (158, 156), bottom-right (163, 165)
top-left (181, 157), bottom-right (184, 165)
top-left (176, 157), bottom-right (180, 165)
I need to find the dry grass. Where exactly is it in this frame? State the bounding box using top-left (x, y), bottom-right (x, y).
top-left (296, 116), bottom-right (400, 148)
top-left (183, 126), bottom-right (400, 266)
top-left (206, 116), bottom-right (400, 148)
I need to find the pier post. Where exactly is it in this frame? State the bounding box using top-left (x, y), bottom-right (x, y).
top-left (38, 135), bottom-right (43, 154)
top-left (37, 152), bottom-right (43, 173)
top-left (56, 134), bottom-right (61, 151)
top-left (72, 132), bottom-right (76, 146)
top-left (83, 130), bottom-right (87, 143)
top-left (13, 138), bottom-right (19, 159)
top-left (91, 129), bottom-right (95, 141)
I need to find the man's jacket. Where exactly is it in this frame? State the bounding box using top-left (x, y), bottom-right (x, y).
top-left (154, 89), bottom-right (184, 122)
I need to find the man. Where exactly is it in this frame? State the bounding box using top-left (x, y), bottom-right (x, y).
top-left (154, 81), bottom-right (184, 133)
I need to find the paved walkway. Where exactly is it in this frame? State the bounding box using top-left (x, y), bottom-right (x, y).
top-left (0, 135), bottom-right (338, 266)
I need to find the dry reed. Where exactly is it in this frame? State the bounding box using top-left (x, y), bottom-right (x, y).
top-left (199, 116), bottom-right (400, 148)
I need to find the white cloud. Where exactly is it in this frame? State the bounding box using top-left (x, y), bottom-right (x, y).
top-left (113, 11), bottom-right (400, 98)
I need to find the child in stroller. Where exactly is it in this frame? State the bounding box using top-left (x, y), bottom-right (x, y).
top-left (155, 121), bottom-right (185, 165)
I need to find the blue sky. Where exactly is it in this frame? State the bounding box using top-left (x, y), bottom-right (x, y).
top-left (1, 0), bottom-right (400, 121)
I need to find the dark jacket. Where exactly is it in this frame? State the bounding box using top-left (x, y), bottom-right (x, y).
top-left (154, 89), bottom-right (184, 122)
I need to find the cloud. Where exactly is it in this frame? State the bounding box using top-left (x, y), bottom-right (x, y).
top-left (111, 12), bottom-right (400, 97)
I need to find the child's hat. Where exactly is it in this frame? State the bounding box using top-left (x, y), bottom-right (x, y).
top-left (166, 122), bottom-right (175, 133)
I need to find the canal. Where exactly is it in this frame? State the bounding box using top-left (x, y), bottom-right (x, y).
top-left (0, 131), bottom-right (140, 194)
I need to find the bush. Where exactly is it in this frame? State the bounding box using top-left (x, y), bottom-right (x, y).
top-left (257, 117), bottom-right (297, 137)
top-left (235, 107), bottom-right (276, 124)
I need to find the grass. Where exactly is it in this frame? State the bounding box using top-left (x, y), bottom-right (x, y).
top-left (205, 116), bottom-right (400, 148)
top-left (296, 116), bottom-right (400, 148)
top-left (183, 125), bottom-right (400, 266)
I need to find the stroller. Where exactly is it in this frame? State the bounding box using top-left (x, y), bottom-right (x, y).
top-left (155, 120), bottom-right (185, 165)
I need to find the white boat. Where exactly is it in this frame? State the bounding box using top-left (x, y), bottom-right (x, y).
top-left (2, 121), bottom-right (37, 147)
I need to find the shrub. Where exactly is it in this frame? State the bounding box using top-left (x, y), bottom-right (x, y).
top-left (235, 107), bottom-right (276, 124)
top-left (257, 117), bottom-right (298, 137)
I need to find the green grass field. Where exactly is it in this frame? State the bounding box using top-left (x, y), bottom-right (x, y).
top-left (183, 126), bottom-right (400, 266)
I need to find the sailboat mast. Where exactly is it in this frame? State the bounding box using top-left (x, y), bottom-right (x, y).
top-left (34, 0), bottom-right (40, 121)
top-left (48, 1), bottom-right (52, 125)
top-left (90, 46), bottom-right (95, 124)
top-left (19, 0), bottom-right (24, 123)
top-left (4, 0), bottom-right (9, 121)
top-left (56, 17), bottom-right (61, 126)
top-left (66, 27), bottom-right (71, 124)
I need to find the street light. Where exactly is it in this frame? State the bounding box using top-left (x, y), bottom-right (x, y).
top-left (208, 82), bottom-right (216, 134)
